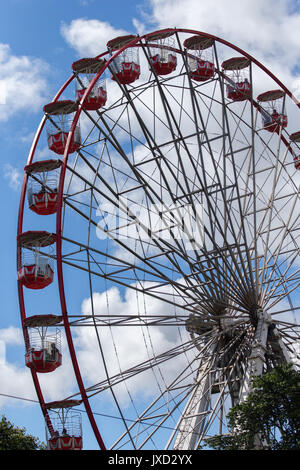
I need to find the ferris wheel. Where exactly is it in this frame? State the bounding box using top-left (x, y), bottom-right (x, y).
top-left (17, 28), bottom-right (300, 450)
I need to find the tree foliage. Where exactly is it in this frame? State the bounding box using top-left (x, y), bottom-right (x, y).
top-left (0, 415), bottom-right (46, 450)
top-left (204, 364), bottom-right (300, 450)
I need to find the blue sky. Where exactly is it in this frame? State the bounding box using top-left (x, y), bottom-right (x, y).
top-left (1, 0), bottom-right (300, 451)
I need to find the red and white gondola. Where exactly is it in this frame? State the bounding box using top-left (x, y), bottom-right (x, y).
top-left (184, 35), bottom-right (215, 82)
top-left (107, 35), bottom-right (140, 85)
top-left (222, 56), bottom-right (251, 102)
top-left (43, 100), bottom-right (81, 155)
top-left (72, 57), bottom-right (107, 111)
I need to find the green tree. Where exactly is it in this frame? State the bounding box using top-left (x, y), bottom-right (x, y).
top-left (204, 364), bottom-right (300, 450)
top-left (0, 415), bottom-right (46, 450)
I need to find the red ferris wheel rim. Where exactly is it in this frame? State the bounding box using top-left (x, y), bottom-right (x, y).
top-left (17, 26), bottom-right (300, 450)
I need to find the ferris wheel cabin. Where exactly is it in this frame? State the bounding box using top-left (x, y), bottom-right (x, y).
top-left (107, 35), bottom-right (140, 85)
top-left (147, 31), bottom-right (177, 76)
top-left (25, 159), bottom-right (62, 215)
top-left (72, 58), bottom-right (107, 111)
top-left (184, 35), bottom-right (215, 82)
top-left (257, 89), bottom-right (287, 133)
top-left (45, 400), bottom-right (83, 450)
top-left (43, 100), bottom-right (81, 155)
top-left (17, 231), bottom-right (55, 290)
top-left (222, 56), bottom-right (251, 102)
top-left (23, 315), bottom-right (62, 373)
top-left (289, 131), bottom-right (300, 169)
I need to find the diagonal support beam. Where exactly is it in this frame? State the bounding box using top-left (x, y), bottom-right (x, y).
top-left (239, 309), bottom-right (271, 402)
top-left (171, 341), bottom-right (217, 450)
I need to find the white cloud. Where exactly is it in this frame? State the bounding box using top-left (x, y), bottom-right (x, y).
top-left (0, 327), bottom-right (36, 406)
top-left (147, 0), bottom-right (299, 51)
top-left (0, 326), bottom-right (23, 345)
top-left (76, 284), bottom-right (192, 406)
top-left (144, 0), bottom-right (300, 87)
top-left (61, 19), bottom-right (129, 57)
top-left (0, 362), bottom-right (35, 407)
top-left (132, 18), bottom-right (147, 36)
top-left (3, 164), bottom-right (22, 191)
top-left (20, 131), bottom-right (35, 144)
top-left (0, 326), bottom-right (77, 407)
top-left (0, 285), bottom-right (189, 409)
top-left (60, 1), bottom-right (300, 70)
top-left (0, 44), bottom-right (49, 121)
top-left (78, 0), bottom-right (95, 5)
top-left (0, 357), bottom-right (76, 408)
top-left (60, 3), bottom-right (300, 102)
